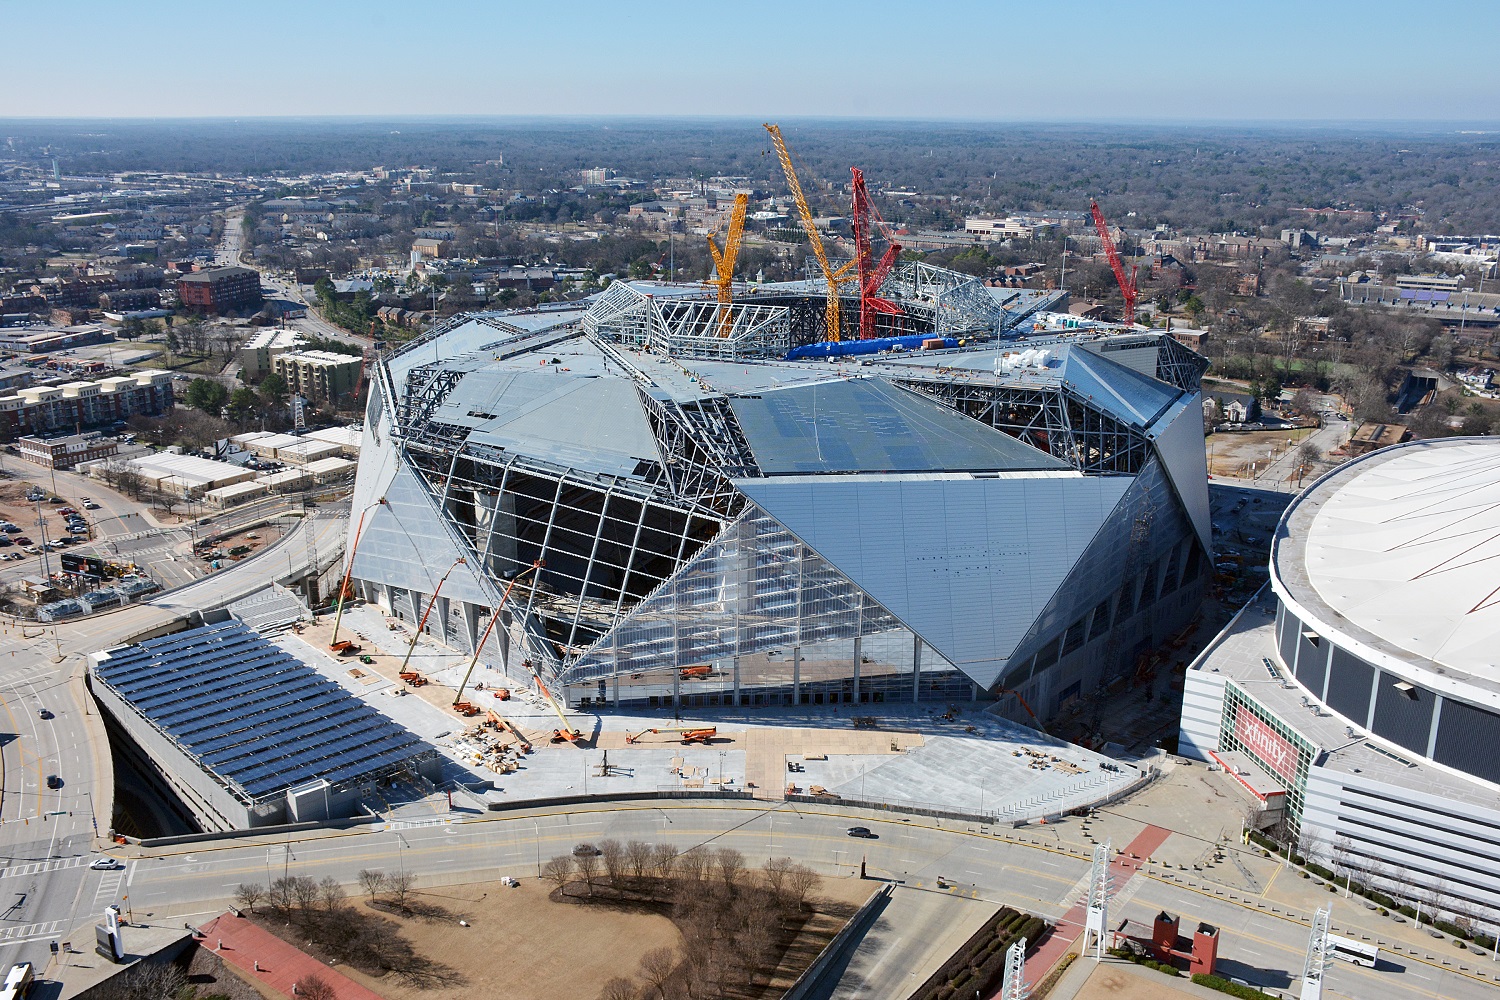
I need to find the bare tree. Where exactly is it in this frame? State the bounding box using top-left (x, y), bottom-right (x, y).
top-left (542, 855), bottom-right (575, 892)
top-left (626, 840), bottom-right (654, 878)
top-left (598, 976), bottom-right (640, 1000)
top-left (637, 947), bottom-right (677, 1000)
top-left (762, 857), bottom-right (793, 897)
top-left (599, 839), bottom-right (627, 888)
top-left (713, 847), bottom-right (746, 893)
top-left (676, 846), bottom-right (708, 883)
top-left (575, 852), bottom-right (602, 896)
top-left (94, 960), bottom-right (187, 1000)
top-left (385, 870), bottom-right (416, 912)
top-left (783, 864), bottom-right (822, 910)
top-left (234, 882), bottom-right (264, 913)
top-left (268, 876), bottom-right (296, 918)
top-left (650, 843), bottom-right (678, 880)
top-left (319, 875), bottom-right (347, 912)
top-left (358, 869), bottom-right (388, 899)
top-left (292, 875), bottom-right (321, 913)
top-left (298, 974), bottom-right (337, 1000)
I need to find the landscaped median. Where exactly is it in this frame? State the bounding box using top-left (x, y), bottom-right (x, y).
top-left (907, 905), bottom-right (1049, 1000)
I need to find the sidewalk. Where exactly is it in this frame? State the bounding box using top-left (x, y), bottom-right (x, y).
top-left (196, 912), bottom-right (385, 1000)
top-left (996, 825), bottom-right (1173, 998)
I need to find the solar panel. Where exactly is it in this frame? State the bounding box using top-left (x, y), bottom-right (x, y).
top-left (94, 621), bottom-right (433, 804)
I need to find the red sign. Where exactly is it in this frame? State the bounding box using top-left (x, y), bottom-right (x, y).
top-left (1233, 705), bottom-right (1299, 785)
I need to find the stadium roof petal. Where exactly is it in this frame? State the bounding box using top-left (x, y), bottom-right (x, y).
top-left (729, 378), bottom-right (1070, 475)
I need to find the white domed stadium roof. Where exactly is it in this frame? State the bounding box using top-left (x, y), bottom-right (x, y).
top-left (1281, 439), bottom-right (1500, 680)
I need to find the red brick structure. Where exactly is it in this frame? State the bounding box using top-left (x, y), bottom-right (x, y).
top-left (176, 266), bottom-right (262, 315)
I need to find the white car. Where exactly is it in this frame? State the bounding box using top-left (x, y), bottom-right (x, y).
top-left (89, 857), bottom-right (123, 870)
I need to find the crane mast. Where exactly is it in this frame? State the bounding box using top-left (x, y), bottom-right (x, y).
top-left (851, 167), bottom-right (903, 339)
top-left (707, 192), bottom-right (749, 337)
top-left (1089, 200), bottom-right (1138, 326)
top-left (764, 123), bottom-right (855, 341)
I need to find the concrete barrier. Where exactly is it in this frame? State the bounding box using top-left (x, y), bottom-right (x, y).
top-left (781, 882), bottom-right (893, 1000)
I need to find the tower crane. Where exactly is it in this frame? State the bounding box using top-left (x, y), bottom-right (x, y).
top-left (850, 167), bottom-right (904, 339)
top-left (1089, 200), bottom-right (1138, 326)
top-left (707, 192), bottom-right (749, 337)
top-left (764, 123), bottom-right (857, 341)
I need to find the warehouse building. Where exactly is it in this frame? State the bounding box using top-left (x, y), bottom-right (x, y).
top-left (1179, 438), bottom-right (1500, 925)
top-left (89, 620), bottom-right (439, 832)
top-left (347, 277), bottom-right (1211, 721)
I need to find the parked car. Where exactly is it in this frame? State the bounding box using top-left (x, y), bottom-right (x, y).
top-left (0, 539), bottom-right (10, 548)
top-left (57, 507), bottom-right (77, 516)
top-left (2, 525), bottom-right (20, 533)
top-left (15, 537), bottom-right (31, 545)
top-left (48, 497), bottom-right (64, 504)
top-left (21, 546), bottom-right (38, 554)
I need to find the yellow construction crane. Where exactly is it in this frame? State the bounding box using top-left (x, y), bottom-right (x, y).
top-left (763, 123), bottom-right (856, 342)
top-left (707, 192), bottom-right (749, 337)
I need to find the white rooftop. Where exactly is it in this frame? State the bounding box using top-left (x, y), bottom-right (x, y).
top-left (1287, 438), bottom-right (1500, 679)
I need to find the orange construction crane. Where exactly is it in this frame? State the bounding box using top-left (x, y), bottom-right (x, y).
top-left (707, 192), bottom-right (749, 337)
top-left (397, 557), bottom-right (465, 676)
top-left (1089, 199), bottom-right (1138, 326)
top-left (626, 727), bottom-right (717, 745)
top-left (519, 657), bottom-right (584, 743)
top-left (453, 560), bottom-right (542, 706)
top-left (764, 123), bottom-right (857, 341)
top-left (329, 497), bottom-right (387, 649)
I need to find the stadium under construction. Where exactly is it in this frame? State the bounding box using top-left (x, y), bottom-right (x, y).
top-left (344, 258), bottom-right (1213, 723)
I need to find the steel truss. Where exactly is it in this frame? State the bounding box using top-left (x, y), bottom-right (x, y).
top-left (638, 390), bottom-right (759, 518)
top-left (895, 377), bottom-right (1152, 475)
top-left (402, 438), bottom-right (734, 674)
top-left (582, 282), bottom-right (791, 360)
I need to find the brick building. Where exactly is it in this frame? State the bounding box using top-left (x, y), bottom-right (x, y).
top-left (0, 371), bottom-right (173, 441)
top-left (176, 266), bottom-right (262, 315)
top-left (15, 433), bottom-right (119, 469)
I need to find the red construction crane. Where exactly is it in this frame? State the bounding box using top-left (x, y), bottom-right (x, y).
top-left (1089, 199), bottom-right (1138, 326)
top-left (850, 167), bottom-right (904, 339)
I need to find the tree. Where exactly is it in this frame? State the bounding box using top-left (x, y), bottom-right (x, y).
top-left (260, 372), bottom-right (289, 408)
top-left (782, 864), bottom-right (822, 910)
top-left (228, 386), bottom-right (259, 423)
top-left (626, 840), bottom-right (654, 878)
top-left (268, 876), bottom-right (296, 918)
top-left (575, 852), bottom-right (601, 897)
top-left (542, 855), bottom-right (574, 892)
top-left (385, 870), bottom-right (416, 912)
top-left (676, 846), bottom-right (708, 883)
top-left (599, 839), bottom-right (627, 888)
top-left (637, 947), bottom-right (677, 1000)
top-left (292, 875), bottom-right (321, 913)
top-left (651, 843), bottom-right (678, 880)
top-left (185, 377), bottom-right (229, 414)
top-left (762, 857), bottom-right (793, 897)
top-left (298, 974), bottom-right (337, 1000)
top-left (598, 977), bottom-right (640, 1000)
top-left (234, 882), bottom-right (265, 913)
top-left (358, 869), bottom-right (388, 899)
top-left (712, 847), bottom-right (746, 892)
top-left (319, 875), bottom-right (347, 912)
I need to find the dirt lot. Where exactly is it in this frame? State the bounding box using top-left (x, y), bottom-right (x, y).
top-left (1072, 962), bottom-right (1199, 1000)
top-left (325, 876), bottom-right (870, 1000)
top-left (1206, 427), bottom-right (1316, 479)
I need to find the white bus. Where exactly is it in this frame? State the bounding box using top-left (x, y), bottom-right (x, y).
top-left (1, 962), bottom-right (33, 1000)
top-left (1328, 934), bottom-right (1380, 967)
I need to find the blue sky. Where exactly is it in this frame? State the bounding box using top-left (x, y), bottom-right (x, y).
top-left (2, 0), bottom-right (1497, 121)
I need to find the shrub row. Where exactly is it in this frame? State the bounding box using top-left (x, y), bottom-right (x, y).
top-left (1191, 973), bottom-right (1276, 998)
top-left (915, 908), bottom-right (1048, 1000)
top-left (1107, 947), bottom-right (1182, 977)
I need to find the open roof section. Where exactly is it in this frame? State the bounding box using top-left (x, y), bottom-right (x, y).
top-left (93, 621), bottom-right (433, 803)
top-left (728, 377), bottom-right (1070, 476)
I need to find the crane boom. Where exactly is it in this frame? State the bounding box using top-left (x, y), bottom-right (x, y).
top-left (707, 192), bottom-right (749, 337)
top-left (764, 123), bottom-right (851, 341)
top-left (1089, 200), bottom-right (1138, 326)
top-left (851, 167), bottom-right (904, 338)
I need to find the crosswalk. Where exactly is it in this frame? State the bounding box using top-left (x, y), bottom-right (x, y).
top-left (0, 857), bottom-right (84, 880)
top-left (93, 870), bottom-right (125, 909)
top-left (0, 919), bottom-right (64, 944)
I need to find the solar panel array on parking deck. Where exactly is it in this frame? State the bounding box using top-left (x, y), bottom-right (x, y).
top-left (93, 620), bottom-right (431, 802)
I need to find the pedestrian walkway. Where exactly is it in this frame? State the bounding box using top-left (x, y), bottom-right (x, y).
top-left (196, 912), bottom-right (384, 1000)
top-left (997, 824), bottom-right (1173, 997)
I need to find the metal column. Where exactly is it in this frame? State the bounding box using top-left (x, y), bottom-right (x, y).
top-left (912, 636), bottom-right (922, 704)
top-left (792, 647), bottom-right (802, 705)
top-left (852, 637), bottom-right (862, 704)
top-left (732, 657), bottom-right (741, 707)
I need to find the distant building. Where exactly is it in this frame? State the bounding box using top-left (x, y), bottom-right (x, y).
top-left (580, 167), bottom-right (615, 186)
top-left (237, 328), bottom-right (306, 383)
top-left (15, 433), bottom-right (118, 470)
top-left (271, 349), bottom-right (364, 400)
top-left (411, 238), bottom-right (449, 260)
top-left (99, 288), bottom-right (161, 313)
top-left (0, 325), bottom-right (109, 354)
top-left (176, 266), bottom-right (262, 315)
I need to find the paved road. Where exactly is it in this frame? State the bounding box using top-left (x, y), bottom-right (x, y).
top-left (0, 510), bottom-right (347, 974)
top-left (106, 804), bottom-right (1497, 1000)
